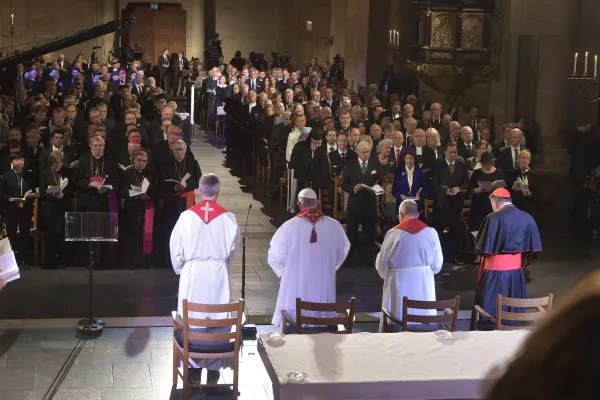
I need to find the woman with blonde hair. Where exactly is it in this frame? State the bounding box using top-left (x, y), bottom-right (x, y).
top-left (485, 270), bottom-right (600, 400)
top-left (425, 128), bottom-right (445, 161)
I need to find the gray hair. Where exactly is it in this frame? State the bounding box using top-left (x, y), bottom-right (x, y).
top-left (399, 199), bottom-right (419, 217)
top-left (357, 141), bottom-right (372, 152)
top-left (299, 197), bottom-right (318, 209)
top-left (461, 126), bottom-right (473, 135)
top-left (377, 138), bottom-right (393, 153)
top-left (199, 173), bottom-right (220, 198)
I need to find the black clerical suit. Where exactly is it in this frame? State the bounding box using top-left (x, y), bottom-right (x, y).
top-left (157, 54), bottom-right (170, 89)
top-left (75, 152), bottom-right (119, 212)
top-left (120, 167), bottom-right (158, 268)
top-left (313, 147), bottom-right (355, 215)
top-left (289, 141), bottom-right (318, 204)
top-left (433, 158), bottom-right (470, 260)
top-left (268, 123), bottom-right (292, 195)
top-left (39, 166), bottom-right (75, 267)
top-left (342, 157), bottom-right (381, 266)
top-left (458, 141), bottom-right (477, 161)
top-left (157, 156), bottom-right (201, 267)
top-left (0, 169), bottom-right (36, 264)
top-left (498, 146), bottom-right (528, 176)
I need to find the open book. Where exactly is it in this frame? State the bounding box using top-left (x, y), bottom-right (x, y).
top-left (360, 183), bottom-right (385, 195)
top-left (129, 178), bottom-right (150, 197)
top-left (9, 189), bottom-right (37, 202)
top-left (516, 177), bottom-right (529, 195)
top-left (47, 177), bottom-right (69, 194)
top-left (165, 173), bottom-right (191, 185)
top-left (62, 160), bottom-right (79, 169)
top-left (441, 185), bottom-right (467, 195)
top-left (118, 163), bottom-right (134, 171)
top-left (0, 237), bottom-right (19, 283)
top-left (477, 180), bottom-right (505, 192)
top-left (89, 177), bottom-right (113, 191)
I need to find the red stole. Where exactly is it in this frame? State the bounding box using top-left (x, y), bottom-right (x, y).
top-left (296, 208), bottom-right (325, 243)
top-left (190, 200), bottom-right (228, 224)
top-left (393, 217), bottom-right (428, 234)
top-left (143, 201), bottom-right (155, 254)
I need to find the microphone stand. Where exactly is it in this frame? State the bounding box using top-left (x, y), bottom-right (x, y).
top-left (241, 204), bottom-right (257, 339)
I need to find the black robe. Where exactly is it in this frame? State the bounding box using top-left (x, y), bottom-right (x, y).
top-left (75, 153), bottom-right (119, 212)
top-left (120, 167), bottom-right (158, 266)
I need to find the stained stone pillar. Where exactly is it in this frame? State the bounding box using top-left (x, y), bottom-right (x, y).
top-left (343, 0), bottom-right (369, 90)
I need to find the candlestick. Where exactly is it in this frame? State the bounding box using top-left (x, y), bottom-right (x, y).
top-left (573, 53), bottom-right (578, 75)
top-left (389, 30), bottom-right (392, 45)
top-left (396, 31), bottom-right (400, 46)
top-left (584, 52), bottom-right (589, 75)
top-left (595, 55), bottom-right (598, 79)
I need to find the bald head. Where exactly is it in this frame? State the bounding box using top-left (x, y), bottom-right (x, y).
top-left (449, 121), bottom-right (461, 138)
top-left (399, 199), bottom-right (419, 219)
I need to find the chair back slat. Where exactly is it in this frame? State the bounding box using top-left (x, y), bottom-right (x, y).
top-left (186, 317), bottom-right (239, 328)
top-left (187, 331), bottom-right (237, 342)
top-left (184, 300), bottom-right (242, 313)
top-left (496, 294), bottom-right (553, 330)
top-left (294, 297), bottom-right (356, 334)
top-left (402, 295), bottom-right (460, 332)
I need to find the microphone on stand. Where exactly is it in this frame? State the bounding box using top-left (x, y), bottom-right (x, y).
top-left (241, 204), bottom-right (257, 339)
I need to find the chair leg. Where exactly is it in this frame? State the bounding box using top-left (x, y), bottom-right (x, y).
top-left (233, 357), bottom-right (240, 400)
top-left (34, 236), bottom-right (39, 266)
top-left (183, 362), bottom-right (189, 400)
top-left (172, 343), bottom-right (178, 386)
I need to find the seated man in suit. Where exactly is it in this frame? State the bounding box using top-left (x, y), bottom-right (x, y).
top-left (433, 142), bottom-right (470, 265)
top-left (493, 123), bottom-right (513, 157)
top-left (404, 128), bottom-right (436, 174)
top-left (342, 141), bottom-right (381, 267)
top-left (457, 126), bottom-right (476, 160)
top-left (498, 128), bottom-right (528, 175)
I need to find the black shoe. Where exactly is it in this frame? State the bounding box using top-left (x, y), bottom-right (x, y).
top-left (453, 257), bottom-right (465, 266)
top-left (187, 368), bottom-right (202, 386)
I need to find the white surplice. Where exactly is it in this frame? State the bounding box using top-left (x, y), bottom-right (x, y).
top-left (375, 225), bottom-right (443, 330)
top-left (267, 214), bottom-right (350, 330)
top-left (170, 205), bottom-right (240, 369)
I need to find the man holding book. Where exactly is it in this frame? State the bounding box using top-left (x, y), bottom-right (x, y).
top-left (0, 152), bottom-right (37, 267)
top-left (120, 150), bottom-right (157, 269)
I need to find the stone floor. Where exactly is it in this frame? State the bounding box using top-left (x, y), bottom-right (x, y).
top-left (0, 128), bottom-right (597, 323)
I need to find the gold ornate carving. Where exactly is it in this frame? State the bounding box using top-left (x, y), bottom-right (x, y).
top-left (461, 13), bottom-right (483, 50)
top-left (430, 12), bottom-right (456, 49)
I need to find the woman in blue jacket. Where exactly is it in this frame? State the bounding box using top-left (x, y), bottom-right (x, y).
top-left (392, 150), bottom-right (428, 220)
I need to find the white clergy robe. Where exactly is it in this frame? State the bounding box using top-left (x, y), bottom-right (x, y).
top-left (170, 200), bottom-right (240, 369)
top-left (375, 219), bottom-right (443, 331)
top-left (267, 212), bottom-right (350, 330)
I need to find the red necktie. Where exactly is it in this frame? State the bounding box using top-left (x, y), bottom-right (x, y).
top-left (396, 149), bottom-right (400, 165)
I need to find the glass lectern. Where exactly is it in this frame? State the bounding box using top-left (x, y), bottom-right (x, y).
top-left (66, 212), bottom-right (118, 335)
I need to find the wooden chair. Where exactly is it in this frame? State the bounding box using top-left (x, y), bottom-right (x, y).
top-left (381, 296), bottom-right (461, 333)
top-left (279, 170), bottom-right (288, 207)
top-left (29, 199), bottom-right (47, 267)
top-left (473, 294), bottom-right (553, 331)
top-left (172, 299), bottom-right (244, 400)
top-left (460, 198), bottom-right (472, 219)
top-left (424, 199), bottom-right (434, 221)
top-left (281, 297), bottom-right (356, 334)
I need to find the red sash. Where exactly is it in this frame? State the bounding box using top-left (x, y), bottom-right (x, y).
top-left (143, 201), bottom-right (155, 254)
top-left (393, 218), bottom-right (428, 234)
top-left (174, 190), bottom-right (196, 209)
top-left (478, 253), bottom-right (522, 282)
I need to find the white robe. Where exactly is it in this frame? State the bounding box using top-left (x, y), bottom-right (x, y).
top-left (375, 226), bottom-right (443, 330)
top-left (267, 214), bottom-right (350, 330)
top-left (170, 208), bottom-right (240, 369)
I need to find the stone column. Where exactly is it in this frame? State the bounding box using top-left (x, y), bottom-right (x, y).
top-left (344, 0), bottom-right (370, 91)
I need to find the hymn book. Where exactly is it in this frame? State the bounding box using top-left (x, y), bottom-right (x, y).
top-left (129, 178), bottom-right (150, 197)
top-left (359, 183), bottom-right (385, 195)
top-left (477, 180), bottom-right (506, 192)
top-left (62, 160), bottom-right (79, 169)
top-left (166, 173), bottom-right (191, 185)
top-left (88, 177), bottom-right (113, 191)
top-left (117, 163), bottom-right (134, 171)
top-left (9, 189), bottom-right (38, 202)
top-left (47, 177), bottom-right (69, 194)
top-left (441, 185), bottom-right (467, 194)
top-left (516, 177), bottom-right (529, 195)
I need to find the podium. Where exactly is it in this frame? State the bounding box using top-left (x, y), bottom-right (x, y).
top-left (65, 212), bottom-right (118, 335)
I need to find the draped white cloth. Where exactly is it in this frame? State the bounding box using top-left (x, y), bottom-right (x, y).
top-left (267, 214), bottom-right (350, 330)
top-left (170, 208), bottom-right (240, 369)
top-left (375, 226), bottom-right (443, 330)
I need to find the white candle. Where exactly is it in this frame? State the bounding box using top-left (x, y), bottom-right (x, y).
top-left (307, 21), bottom-right (312, 32)
top-left (393, 30), bottom-right (396, 46)
top-left (10, 14), bottom-right (14, 26)
top-left (584, 52), bottom-right (589, 75)
top-left (595, 55), bottom-right (598, 78)
top-left (389, 30), bottom-right (392, 44)
top-left (573, 52), bottom-right (578, 74)
top-left (396, 31), bottom-right (400, 46)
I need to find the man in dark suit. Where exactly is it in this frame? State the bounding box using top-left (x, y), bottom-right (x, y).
top-left (290, 129), bottom-right (324, 204)
top-left (465, 106), bottom-right (479, 140)
top-left (404, 129), bottom-right (436, 173)
top-left (430, 102), bottom-right (443, 132)
top-left (433, 142), bottom-right (470, 264)
top-left (498, 128), bottom-right (528, 174)
top-left (320, 87), bottom-right (338, 116)
top-left (157, 49), bottom-right (170, 90)
top-left (457, 126), bottom-right (476, 160)
top-left (246, 69), bottom-right (264, 94)
top-left (415, 93), bottom-right (431, 120)
top-left (492, 123), bottom-right (513, 157)
top-left (172, 52), bottom-right (188, 96)
top-left (342, 141), bottom-right (381, 267)
top-left (38, 129), bottom-right (75, 171)
top-left (205, 68), bottom-right (220, 129)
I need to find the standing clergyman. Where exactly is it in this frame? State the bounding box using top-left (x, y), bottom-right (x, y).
top-left (170, 173), bottom-right (240, 390)
top-left (268, 188), bottom-right (350, 331)
top-left (375, 199), bottom-right (443, 331)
